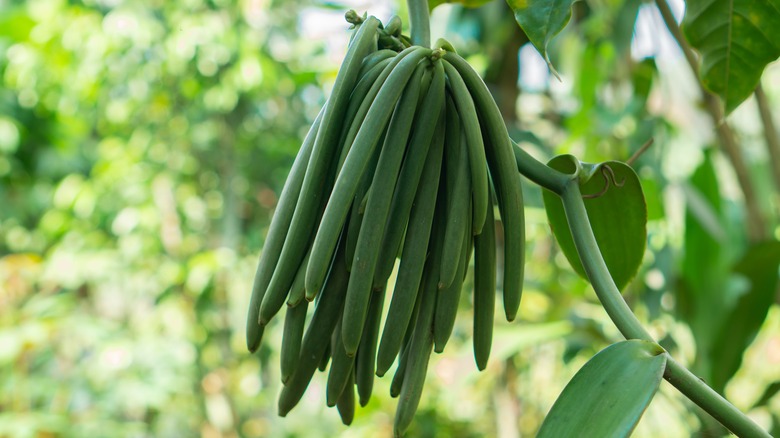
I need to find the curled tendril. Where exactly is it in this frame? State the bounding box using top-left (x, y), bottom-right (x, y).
top-left (582, 165), bottom-right (625, 199)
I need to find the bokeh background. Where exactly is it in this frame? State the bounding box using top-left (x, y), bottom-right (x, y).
top-left (1, 0), bottom-right (779, 436)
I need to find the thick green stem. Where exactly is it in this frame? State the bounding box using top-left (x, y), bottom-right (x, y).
top-left (557, 179), bottom-right (769, 437)
top-left (408, 0), bottom-right (430, 47)
top-left (665, 358), bottom-right (771, 438)
top-left (512, 141), bottom-right (570, 194)
top-left (559, 182), bottom-right (652, 341)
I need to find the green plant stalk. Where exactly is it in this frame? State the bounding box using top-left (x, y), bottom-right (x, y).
top-left (559, 182), bottom-right (652, 341)
top-left (664, 358), bottom-right (770, 438)
top-left (408, 0), bottom-right (430, 47)
top-left (512, 142), bottom-right (570, 194)
top-left (558, 180), bottom-right (770, 438)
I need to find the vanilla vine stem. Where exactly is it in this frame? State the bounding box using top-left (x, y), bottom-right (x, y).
top-left (516, 143), bottom-right (769, 437)
top-left (408, 0), bottom-right (430, 47)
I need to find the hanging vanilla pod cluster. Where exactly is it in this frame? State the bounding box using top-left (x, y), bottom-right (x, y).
top-left (245, 11), bottom-right (525, 435)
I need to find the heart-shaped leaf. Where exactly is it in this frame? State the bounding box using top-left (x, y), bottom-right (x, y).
top-left (505, 0), bottom-right (576, 79)
top-left (537, 340), bottom-right (667, 438)
top-left (542, 155), bottom-right (647, 291)
top-left (683, 0), bottom-right (780, 113)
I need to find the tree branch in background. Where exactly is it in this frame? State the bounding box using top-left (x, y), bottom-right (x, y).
top-left (755, 83), bottom-right (780, 196)
top-left (654, 0), bottom-right (768, 241)
top-left (626, 138), bottom-right (654, 166)
top-left (486, 15), bottom-right (528, 122)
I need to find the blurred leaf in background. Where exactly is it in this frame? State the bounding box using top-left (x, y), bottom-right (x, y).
top-left (0, 0), bottom-right (340, 435)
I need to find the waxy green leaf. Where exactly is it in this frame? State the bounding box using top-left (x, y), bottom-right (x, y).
top-left (506, 0), bottom-right (575, 79)
top-left (542, 155), bottom-right (647, 291)
top-left (677, 150), bottom-right (729, 375)
top-left (538, 340), bottom-right (667, 438)
top-left (710, 241), bottom-right (780, 393)
top-left (672, 151), bottom-right (779, 392)
top-left (683, 0), bottom-right (780, 113)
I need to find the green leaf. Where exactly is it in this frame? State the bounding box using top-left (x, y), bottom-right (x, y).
top-left (682, 0), bottom-right (780, 113)
top-left (506, 0), bottom-right (576, 79)
top-left (632, 58), bottom-right (657, 105)
top-left (753, 381), bottom-right (780, 408)
top-left (709, 241), bottom-right (780, 393)
top-left (542, 155), bottom-right (647, 291)
top-left (612, 0), bottom-right (643, 57)
top-left (538, 340), bottom-right (667, 438)
top-left (677, 150), bottom-right (731, 377)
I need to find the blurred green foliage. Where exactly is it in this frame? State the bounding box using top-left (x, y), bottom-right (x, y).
top-left (1, 0), bottom-right (779, 437)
